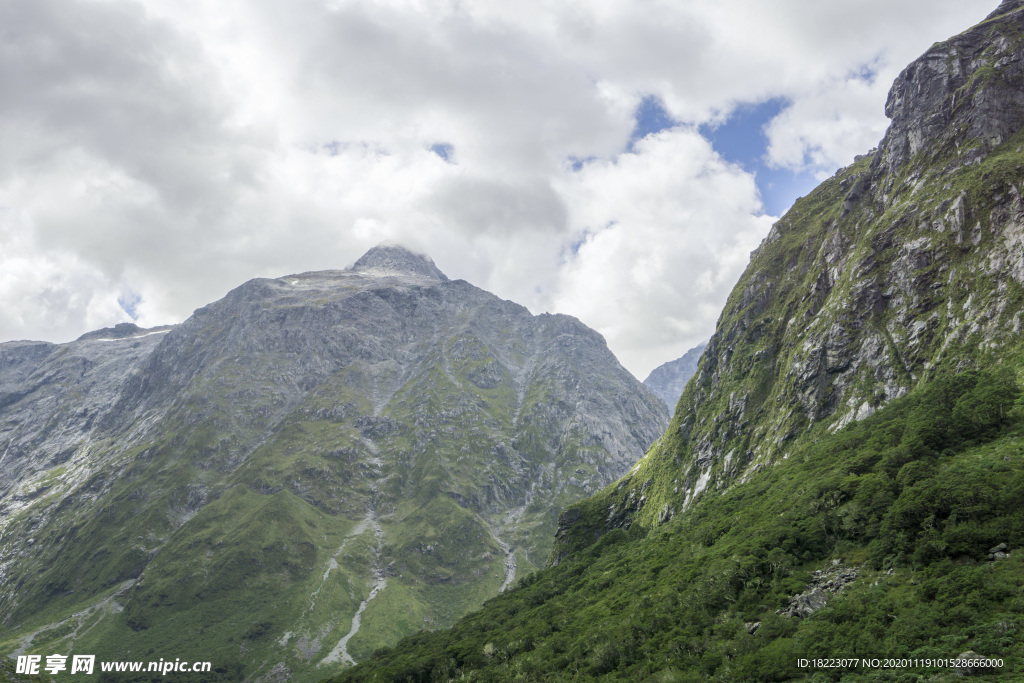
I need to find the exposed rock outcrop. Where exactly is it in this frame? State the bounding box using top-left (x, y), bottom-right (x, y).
top-left (350, 243), bottom-right (449, 282)
top-left (987, 542), bottom-right (1012, 561)
top-left (658, 1), bottom-right (1024, 510)
top-left (877, 0), bottom-right (1024, 172)
top-left (778, 563), bottom-right (859, 619)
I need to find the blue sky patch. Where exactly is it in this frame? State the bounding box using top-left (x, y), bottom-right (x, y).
top-left (628, 95), bottom-right (677, 151)
top-left (567, 155), bottom-right (597, 172)
top-left (118, 292), bottom-right (142, 320)
top-left (755, 166), bottom-right (822, 217)
top-left (851, 62), bottom-right (879, 84)
top-left (700, 98), bottom-right (820, 216)
top-left (430, 143), bottom-right (454, 162)
top-left (699, 98), bottom-right (787, 170)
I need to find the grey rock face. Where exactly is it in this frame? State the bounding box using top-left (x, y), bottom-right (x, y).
top-left (673, 3), bottom-right (1024, 490)
top-left (102, 255), bottom-right (666, 481)
top-left (642, 342), bottom-right (707, 411)
top-left (876, 0), bottom-right (1024, 172)
top-left (76, 322), bottom-right (173, 341)
top-left (0, 328), bottom-right (169, 519)
top-left (988, 542), bottom-right (1011, 561)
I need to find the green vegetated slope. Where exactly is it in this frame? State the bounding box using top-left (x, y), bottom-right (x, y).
top-left (332, 3), bottom-right (1024, 680)
top-left (330, 369), bottom-right (1024, 681)
top-left (0, 657), bottom-right (50, 683)
top-left (0, 251), bottom-right (667, 682)
top-left (579, 124), bottom-right (1024, 541)
top-left (0, 354), bottom-right (642, 681)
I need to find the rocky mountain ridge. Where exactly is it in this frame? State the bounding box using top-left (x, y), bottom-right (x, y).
top-left (876, 0), bottom-right (1024, 173)
top-left (0, 245), bottom-right (667, 680)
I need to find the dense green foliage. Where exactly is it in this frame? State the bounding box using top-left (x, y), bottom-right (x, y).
top-left (329, 370), bottom-right (1024, 681)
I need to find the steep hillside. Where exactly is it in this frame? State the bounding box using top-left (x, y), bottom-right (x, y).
top-left (330, 2), bottom-right (1024, 680)
top-left (576, 0), bottom-right (1024, 536)
top-left (0, 245), bottom-right (667, 681)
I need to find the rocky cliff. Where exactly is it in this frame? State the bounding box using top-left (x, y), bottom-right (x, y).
top-left (0, 245), bottom-right (667, 680)
top-left (558, 0), bottom-right (1024, 536)
top-left (877, 0), bottom-right (1024, 172)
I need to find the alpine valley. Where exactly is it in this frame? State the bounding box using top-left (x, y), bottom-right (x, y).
top-left (328, 2), bottom-right (1024, 681)
top-left (0, 246), bottom-right (668, 681)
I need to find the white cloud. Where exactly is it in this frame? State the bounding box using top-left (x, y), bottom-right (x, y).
top-left (764, 71), bottom-right (892, 174)
top-left (0, 0), bottom-right (996, 378)
top-left (552, 129), bottom-right (773, 374)
top-left (0, 247), bottom-right (126, 343)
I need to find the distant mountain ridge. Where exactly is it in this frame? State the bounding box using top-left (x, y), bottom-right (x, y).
top-left (642, 342), bottom-right (707, 411)
top-left (0, 245), bottom-right (668, 680)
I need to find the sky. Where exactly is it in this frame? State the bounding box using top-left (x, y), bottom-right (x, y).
top-left (0, 0), bottom-right (996, 379)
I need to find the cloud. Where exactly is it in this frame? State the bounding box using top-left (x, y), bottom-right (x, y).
top-left (0, 245), bottom-right (126, 343)
top-left (552, 129), bottom-right (773, 374)
top-left (425, 176), bottom-right (569, 237)
top-left (0, 0), bottom-right (996, 378)
top-left (0, 0), bottom-right (249, 203)
top-left (764, 70), bottom-right (892, 174)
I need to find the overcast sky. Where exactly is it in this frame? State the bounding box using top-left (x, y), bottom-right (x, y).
top-left (0, 0), bottom-right (995, 379)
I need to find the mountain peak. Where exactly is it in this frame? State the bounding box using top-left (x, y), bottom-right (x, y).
top-left (76, 322), bottom-right (173, 342)
top-left (350, 243), bottom-right (448, 281)
top-left (875, 0), bottom-right (1024, 170)
top-left (989, 0), bottom-right (1024, 19)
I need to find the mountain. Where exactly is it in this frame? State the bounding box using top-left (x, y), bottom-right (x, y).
top-left (330, 3), bottom-right (1024, 680)
top-left (593, 0), bottom-right (1024, 530)
top-left (642, 342), bottom-right (707, 411)
top-left (0, 245), bottom-right (668, 681)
